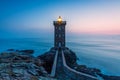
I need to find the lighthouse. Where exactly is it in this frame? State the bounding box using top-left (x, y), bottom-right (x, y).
top-left (53, 16), bottom-right (66, 48)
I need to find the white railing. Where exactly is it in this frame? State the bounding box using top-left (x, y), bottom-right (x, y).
top-left (62, 50), bottom-right (98, 80)
top-left (50, 50), bottom-right (59, 77)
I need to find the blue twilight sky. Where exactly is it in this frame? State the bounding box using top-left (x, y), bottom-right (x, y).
top-left (0, 0), bottom-right (120, 38)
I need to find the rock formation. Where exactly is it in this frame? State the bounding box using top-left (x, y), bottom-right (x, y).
top-left (0, 48), bottom-right (120, 80)
top-left (0, 49), bottom-right (55, 80)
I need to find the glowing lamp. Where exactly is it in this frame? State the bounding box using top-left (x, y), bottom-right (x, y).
top-left (57, 16), bottom-right (62, 22)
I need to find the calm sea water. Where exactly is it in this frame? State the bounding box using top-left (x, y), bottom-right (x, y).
top-left (0, 35), bottom-right (120, 76)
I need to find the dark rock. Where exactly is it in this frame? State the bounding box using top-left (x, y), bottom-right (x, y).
top-left (19, 50), bottom-right (34, 54)
top-left (75, 65), bottom-right (101, 77)
top-left (37, 48), bottom-right (56, 73)
top-left (0, 52), bottom-right (18, 59)
top-left (0, 48), bottom-right (120, 80)
top-left (7, 49), bottom-right (15, 51)
top-left (64, 49), bottom-right (77, 67)
top-left (98, 73), bottom-right (120, 80)
top-left (34, 58), bottom-right (44, 66)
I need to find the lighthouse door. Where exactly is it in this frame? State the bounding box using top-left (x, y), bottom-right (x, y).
top-left (58, 42), bottom-right (61, 47)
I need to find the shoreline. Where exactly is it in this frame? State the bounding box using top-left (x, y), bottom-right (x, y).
top-left (0, 48), bottom-right (120, 76)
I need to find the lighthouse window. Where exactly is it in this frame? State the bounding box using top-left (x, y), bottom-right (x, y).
top-left (59, 27), bottom-right (61, 30)
top-left (59, 34), bottom-right (61, 38)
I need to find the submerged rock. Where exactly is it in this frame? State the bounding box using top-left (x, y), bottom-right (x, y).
top-left (7, 49), bottom-right (15, 51)
top-left (18, 50), bottom-right (34, 55)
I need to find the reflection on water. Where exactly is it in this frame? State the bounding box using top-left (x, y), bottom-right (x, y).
top-left (0, 35), bottom-right (120, 76)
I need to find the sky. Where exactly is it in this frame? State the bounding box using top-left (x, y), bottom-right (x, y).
top-left (0, 0), bottom-right (120, 38)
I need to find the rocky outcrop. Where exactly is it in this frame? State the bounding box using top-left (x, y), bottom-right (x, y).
top-left (37, 48), bottom-right (56, 73)
top-left (0, 48), bottom-right (120, 80)
top-left (18, 50), bottom-right (34, 54)
top-left (63, 48), bottom-right (120, 80)
top-left (0, 50), bottom-right (49, 80)
top-left (64, 49), bottom-right (77, 67)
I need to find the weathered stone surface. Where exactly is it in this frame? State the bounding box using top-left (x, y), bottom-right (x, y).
top-left (0, 49), bottom-right (49, 80)
top-left (0, 48), bottom-right (119, 80)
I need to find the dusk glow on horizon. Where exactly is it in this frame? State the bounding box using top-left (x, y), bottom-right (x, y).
top-left (0, 0), bottom-right (120, 38)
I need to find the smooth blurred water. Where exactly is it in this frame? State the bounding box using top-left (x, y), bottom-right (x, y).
top-left (0, 35), bottom-right (120, 76)
top-left (0, 38), bottom-right (53, 55)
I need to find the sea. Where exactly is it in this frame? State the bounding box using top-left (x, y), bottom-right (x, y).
top-left (0, 35), bottom-right (120, 76)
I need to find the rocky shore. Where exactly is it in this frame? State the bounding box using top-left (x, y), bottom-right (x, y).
top-left (63, 49), bottom-right (120, 80)
top-left (0, 49), bottom-right (56, 80)
top-left (0, 48), bottom-right (120, 80)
